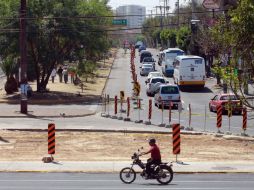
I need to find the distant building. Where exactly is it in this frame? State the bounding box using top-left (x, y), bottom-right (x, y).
top-left (116, 5), bottom-right (146, 29)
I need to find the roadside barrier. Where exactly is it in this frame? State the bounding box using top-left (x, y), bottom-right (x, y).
top-left (48, 123), bottom-right (55, 155)
top-left (159, 98), bottom-right (165, 127)
top-left (189, 104), bottom-right (191, 128)
top-left (216, 104), bottom-right (222, 133)
top-left (107, 94), bottom-right (110, 116)
top-left (148, 99), bottom-right (152, 121)
top-left (242, 107), bottom-right (247, 135)
top-left (135, 98), bottom-right (143, 123)
top-left (145, 99), bottom-right (152, 125)
top-left (124, 97), bottom-right (131, 121)
top-left (172, 123), bottom-right (181, 161)
top-left (167, 101), bottom-right (172, 128)
top-left (114, 95), bottom-right (118, 117)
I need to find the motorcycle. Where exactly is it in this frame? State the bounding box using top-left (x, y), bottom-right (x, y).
top-left (119, 148), bottom-right (173, 185)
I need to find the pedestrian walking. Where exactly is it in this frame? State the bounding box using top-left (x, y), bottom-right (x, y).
top-left (57, 66), bottom-right (63, 83)
top-left (63, 68), bottom-right (68, 84)
top-left (51, 68), bottom-right (57, 83)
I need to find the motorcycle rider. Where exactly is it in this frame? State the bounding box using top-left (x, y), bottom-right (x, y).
top-left (140, 138), bottom-right (161, 178)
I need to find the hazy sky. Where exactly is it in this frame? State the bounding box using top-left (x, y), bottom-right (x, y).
top-left (108, 0), bottom-right (189, 13)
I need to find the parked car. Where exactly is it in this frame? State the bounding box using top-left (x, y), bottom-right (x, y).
top-left (146, 72), bottom-right (163, 83)
top-left (140, 50), bottom-right (152, 63)
top-left (146, 77), bottom-right (168, 96)
top-left (209, 93), bottom-right (242, 114)
top-left (154, 84), bottom-right (181, 109)
top-left (140, 64), bottom-right (154, 76)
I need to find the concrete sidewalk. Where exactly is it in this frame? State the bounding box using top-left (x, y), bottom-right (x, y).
top-left (0, 161), bottom-right (253, 173)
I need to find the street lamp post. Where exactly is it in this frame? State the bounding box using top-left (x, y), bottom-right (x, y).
top-left (20, 0), bottom-right (28, 114)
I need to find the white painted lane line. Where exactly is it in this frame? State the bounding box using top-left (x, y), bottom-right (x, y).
top-left (0, 187), bottom-right (243, 190)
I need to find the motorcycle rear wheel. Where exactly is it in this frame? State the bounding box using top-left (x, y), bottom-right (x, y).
top-left (119, 167), bottom-right (136, 184)
top-left (156, 166), bottom-right (173, 185)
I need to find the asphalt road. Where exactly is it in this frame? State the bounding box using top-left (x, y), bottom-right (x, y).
top-left (104, 48), bottom-right (254, 136)
top-left (0, 173), bottom-right (253, 190)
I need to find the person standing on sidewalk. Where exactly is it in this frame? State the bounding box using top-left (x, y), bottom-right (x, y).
top-left (63, 68), bottom-right (68, 84)
top-left (51, 68), bottom-right (57, 83)
top-left (57, 66), bottom-right (63, 83)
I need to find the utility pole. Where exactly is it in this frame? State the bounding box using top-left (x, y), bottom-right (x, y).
top-left (20, 0), bottom-right (28, 114)
top-left (175, 0), bottom-right (180, 28)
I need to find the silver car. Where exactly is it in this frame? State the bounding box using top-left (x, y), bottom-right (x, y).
top-left (140, 64), bottom-right (154, 76)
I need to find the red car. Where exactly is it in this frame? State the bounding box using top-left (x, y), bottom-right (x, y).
top-left (209, 93), bottom-right (242, 115)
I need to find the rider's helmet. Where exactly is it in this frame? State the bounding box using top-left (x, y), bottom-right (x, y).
top-left (149, 138), bottom-right (156, 144)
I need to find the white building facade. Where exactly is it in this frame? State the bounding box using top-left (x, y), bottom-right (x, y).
top-left (116, 5), bottom-right (146, 28)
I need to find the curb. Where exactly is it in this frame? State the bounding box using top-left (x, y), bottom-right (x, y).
top-left (0, 111), bottom-right (97, 119)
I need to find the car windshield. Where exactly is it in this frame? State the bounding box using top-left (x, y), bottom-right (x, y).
top-left (143, 57), bottom-right (154, 62)
top-left (161, 86), bottom-right (179, 94)
top-left (151, 78), bottom-right (165, 83)
top-left (220, 95), bottom-right (238, 100)
top-left (143, 64), bottom-right (153, 68)
top-left (150, 73), bottom-right (161, 77)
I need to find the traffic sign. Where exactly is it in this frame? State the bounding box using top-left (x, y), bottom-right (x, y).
top-left (112, 19), bottom-right (127, 25)
top-left (202, 0), bottom-right (220, 9)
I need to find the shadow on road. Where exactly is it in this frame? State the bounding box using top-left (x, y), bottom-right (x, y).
top-left (180, 87), bottom-right (213, 93)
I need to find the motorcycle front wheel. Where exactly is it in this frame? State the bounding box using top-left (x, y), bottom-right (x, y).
top-left (156, 166), bottom-right (173, 185)
top-left (119, 167), bottom-right (136, 184)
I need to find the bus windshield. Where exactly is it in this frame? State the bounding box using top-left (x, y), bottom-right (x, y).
top-left (181, 58), bottom-right (203, 66)
top-left (166, 51), bottom-right (184, 60)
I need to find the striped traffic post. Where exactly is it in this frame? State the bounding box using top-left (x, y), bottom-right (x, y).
top-left (189, 104), bottom-right (191, 129)
top-left (159, 97), bottom-right (165, 127)
top-left (48, 123), bottom-right (55, 155)
top-left (169, 101), bottom-right (172, 124)
top-left (124, 97), bottom-right (131, 121)
top-left (172, 123), bottom-right (181, 162)
top-left (148, 99), bottom-right (152, 121)
top-left (107, 94), bottom-right (110, 116)
top-left (112, 95), bottom-right (117, 119)
top-left (242, 107), bottom-right (247, 135)
top-left (217, 104), bottom-right (222, 133)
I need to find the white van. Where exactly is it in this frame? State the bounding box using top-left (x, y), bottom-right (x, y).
top-left (161, 48), bottom-right (185, 77)
top-left (173, 55), bottom-right (206, 88)
top-left (154, 84), bottom-right (181, 109)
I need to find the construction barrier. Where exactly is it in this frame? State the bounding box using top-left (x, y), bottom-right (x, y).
top-left (148, 99), bottom-right (152, 121)
top-left (188, 104), bottom-right (191, 128)
top-left (48, 123), bottom-right (55, 155)
top-left (243, 107), bottom-right (247, 131)
top-left (216, 104), bottom-right (222, 132)
top-left (172, 123), bottom-right (180, 155)
top-left (114, 95), bottom-right (118, 115)
top-left (127, 97), bottom-right (130, 118)
top-left (169, 101), bottom-right (172, 125)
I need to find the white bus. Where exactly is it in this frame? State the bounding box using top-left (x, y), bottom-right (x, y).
top-left (173, 55), bottom-right (206, 88)
top-left (161, 48), bottom-right (185, 77)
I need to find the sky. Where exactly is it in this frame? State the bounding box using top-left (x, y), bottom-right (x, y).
top-left (108, 0), bottom-right (190, 13)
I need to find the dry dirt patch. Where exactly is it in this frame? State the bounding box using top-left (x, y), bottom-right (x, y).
top-left (0, 49), bottom-right (117, 104)
top-left (0, 130), bottom-right (253, 162)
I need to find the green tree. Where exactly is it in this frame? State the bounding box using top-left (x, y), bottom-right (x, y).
top-left (176, 26), bottom-right (191, 52)
top-left (0, 0), bottom-right (112, 92)
top-left (210, 0), bottom-right (254, 108)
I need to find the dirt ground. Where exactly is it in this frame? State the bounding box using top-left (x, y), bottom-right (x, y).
top-left (0, 130), bottom-right (253, 162)
top-left (0, 48), bottom-right (117, 104)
